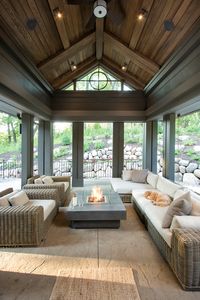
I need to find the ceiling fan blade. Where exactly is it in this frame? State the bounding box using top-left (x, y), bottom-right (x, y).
top-left (67, 0), bottom-right (93, 4)
top-left (85, 13), bottom-right (96, 30)
top-left (107, 0), bottom-right (125, 25)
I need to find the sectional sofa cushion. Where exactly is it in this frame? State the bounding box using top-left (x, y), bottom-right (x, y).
top-left (156, 176), bottom-right (180, 198)
top-left (146, 172), bottom-right (159, 188)
top-left (132, 190), bottom-right (155, 211)
top-left (29, 199), bottom-right (56, 220)
top-left (110, 178), bottom-right (152, 194)
top-left (170, 215), bottom-right (200, 231)
top-left (0, 195), bottom-right (10, 207)
top-left (42, 176), bottom-right (54, 184)
top-left (162, 192), bottom-right (192, 228)
top-left (34, 177), bottom-right (43, 184)
top-left (53, 181), bottom-right (69, 192)
top-left (131, 169), bottom-right (148, 183)
top-left (122, 170), bottom-right (134, 181)
top-left (9, 190), bottom-right (30, 206)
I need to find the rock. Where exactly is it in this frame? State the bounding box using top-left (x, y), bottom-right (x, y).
top-left (175, 172), bottom-right (183, 182)
top-left (101, 149), bottom-right (105, 155)
top-left (179, 166), bottom-right (186, 174)
top-left (175, 163), bottom-right (179, 172)
top-left (126, 162), bottom-right (132, 170)
top-left (102, 155), bottom-right (107, 160)
top-left (92, 150), bottom-right (97, 157)
top-left (94, 163), bottom-right (101, 172)
top-left (84, 152), bottom-right (89, 160)
top-left (159, 158), bottom-right (164, 167)
top-left (89, 153), bottom-right (93, 160)
top-left (96, 170), bottom-right (105, 178)
top-left (105, 166), bottom-right (112, 177)
top-left (179, 159), bottom-right (189, 167)
top-left (194, 169), bottom-right (200, 179)
top-left (124, 145), bottom-right (131, 152)
top-left (175, 157), bottom-right (181, 163)
top-left (186, 162), bottom-right (198, 173)
top-left (183, 173), bottom-right (200, 186)
top-left (193, 145), bottom-right (200, 152)
top-left (97, 150), bottom-right (102, 157)
top-left (135, 151), bottom-right (142, 156)
top-left (124, 155), bottom-right (129, 160)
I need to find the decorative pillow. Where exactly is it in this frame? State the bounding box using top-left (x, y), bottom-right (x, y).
top-left (34, 177), bottom-right (43, 184)
top-left (131, 169), bottom-right (148, 183)
top-left (190, 191), bottom-right (200, 216)
top-left (0, 195), bottom-right (10, 207)
top-left (146, 172), bottom-right (158, 188)
top-left (122, 170), bottom-right (133, 181)
top-left (162, 191), bottom-right (192, 228)
top-left (42, 176), bottom-right (54, 184)
top-left (9, 190), bottom-right (30, 206)
top-left (170, 215), bottom-right (200, 231)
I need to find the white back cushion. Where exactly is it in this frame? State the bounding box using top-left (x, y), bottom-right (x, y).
top-left (9, 191), bottom-right (30, 206)
top-left (146, 172), bottom-right (158, 188)
top-left (0, 195), bottom-right (10, 207)
top-left (156, 176), bottom-right (180, 198)
top-left (34, 177), bottom-right (43, 184)
top-left (42, 176), bottom-right (54, 184)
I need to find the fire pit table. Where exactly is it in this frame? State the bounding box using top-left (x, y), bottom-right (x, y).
top-left (66, 188), bottom-right (126, 229)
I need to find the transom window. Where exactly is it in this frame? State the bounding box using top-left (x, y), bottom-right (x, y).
top-left (63, 67), bottom-right (134, 91)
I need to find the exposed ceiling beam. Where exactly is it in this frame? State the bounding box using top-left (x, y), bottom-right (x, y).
top-left (101, 57), bottom-right (145, 90)
top-left (129, 0), bottom-right (154, 50)
top-left (52, 56), bottom-right (97, 89)
top-left (96, 18), bottom-right (104, 60)
top-left (104, 32), bottom-right (159, 75)
top-left (38, 32), bottom-right (95, 73)
top-left (48, 0), bottom-right (70, 49)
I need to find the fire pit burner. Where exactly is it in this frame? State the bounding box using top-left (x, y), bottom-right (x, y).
top-left (87, 186), bottom-right (106, 203)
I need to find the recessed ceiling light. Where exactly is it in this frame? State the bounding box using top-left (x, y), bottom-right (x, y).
top-left (53, 7), bottom-right (63, 19)
top-left (71, 62), bottom-right (77, 71)
top-left (121, 64), bottom-right (127, 72)
top-left (137, 8), bottom-right (147, 21)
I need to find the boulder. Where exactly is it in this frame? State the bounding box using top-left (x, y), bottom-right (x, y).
top-left (179, 166), bottom-right (186, 174)
top-left (183, 173), bottom-right (200, 186)
top-left (175, 172), bottom-right (183, 182)
top-left (194, 169), bottom-right (200, 179)
top-left (186, 162), bottom-right (198, 173)
top-left (92, 150), bottom-right (97, 157)
top-left (175, 163), bottom-right (180, 172)
top-left (84, 152), bottom-right (89, 160)
top-left (175, 157), bottom-right (181, 163)
top-left (179, 159), bottom-right (189, 167)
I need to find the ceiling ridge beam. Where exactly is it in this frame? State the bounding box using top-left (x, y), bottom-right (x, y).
top-left (101, 57), bottom-right (145, 90)
top-left (38, 32), bottom-right (96, 73)
top-left (52, 56), bottom-right (97, 89)
top-left (96, 18), bottom-right (104, 60)
top-left (104, 32), bottom-right (159, 75)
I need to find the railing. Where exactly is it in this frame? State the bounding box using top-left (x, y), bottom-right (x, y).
top-left (0, 159), bottom-right (21, 179)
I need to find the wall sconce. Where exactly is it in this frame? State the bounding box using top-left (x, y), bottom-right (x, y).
top-left (71, 62), bottom-right (77, 71)
top-left (121, 64), bottom-right (127, 72)
top-left (137, 8), bottom-right (148, 21)
top-left (53, 7), bottom-right (63, 19)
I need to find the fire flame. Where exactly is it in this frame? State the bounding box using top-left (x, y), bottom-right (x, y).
top-left (91, 186), bottom-right (103, 202)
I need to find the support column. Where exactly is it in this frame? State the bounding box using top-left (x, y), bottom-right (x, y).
top-left (72, 122), bottom-right (84, 187)
top-left (144, 120), bottom-right (158, 173)
top-left (38, 120), bottom-right (53, 175)
top-left (21, 113), bottom-right (34, 186)
top-left (163, 113), bottom-right (175, 181)
top-left (112, 122), bottom-right (124, 177)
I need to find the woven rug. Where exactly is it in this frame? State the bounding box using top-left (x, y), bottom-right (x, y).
top-left (50, 268), bottom-right (140, 300)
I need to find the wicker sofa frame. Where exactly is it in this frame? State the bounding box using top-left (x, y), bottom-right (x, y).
top-left (24, 175), bottom-right (71, 206)
top-left (0, 188), bottom-right (58, 247)
top-left (132, 198), bottom-right (200, 290)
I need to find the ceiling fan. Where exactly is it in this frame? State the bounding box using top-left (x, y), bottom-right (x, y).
top-left (66, 0), bottom-right (125, 29)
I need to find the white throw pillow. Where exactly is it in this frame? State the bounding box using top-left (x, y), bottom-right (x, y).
top-left (9, 191), bottom-right (30, 206)
top-left (42, 176), bottom-right (54, 184)
top-left (122, 170), bottom-right (133, 181)
top-left (0, 195), bottom-right (10, 207)
top-left (170, 215), bottom-right (200, 231)
top-left (34, 177), bottom-right (43, 184)
top-left (146, 172), bottom-right (158, 188)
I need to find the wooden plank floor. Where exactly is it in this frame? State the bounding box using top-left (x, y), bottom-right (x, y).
top-left (0, 205), bottom-right (199, 300)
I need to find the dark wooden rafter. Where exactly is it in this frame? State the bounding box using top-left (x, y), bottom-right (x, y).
top-left (129, 0), bottom-right (154, 50)
top-left (104, 32), bottom-right (159, 75)
top-left (101, 57), bottom-right (145, 90)
top-left (47, 0), bottom-right (70, 49)
top-left (96, 18), bottom-right (104, 60)
top-left (52, 56), bottom-right (97, 89)
top-left (38, 32), bottom-right (95, 73)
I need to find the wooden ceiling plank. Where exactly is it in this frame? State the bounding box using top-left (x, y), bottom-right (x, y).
top-left (39, 32), bottom-right (95, 72)
top-left (48, 0), bottom-right (70, 49)
top-left (104, 32), bottom-right (159, 75)
top-left (52, 56), bottom-right (97, 89)
top-left (129, 0), bottom-right (154, 50)
top-left (102, 57), bottom-right (145, 90)
top-left (96, 18), bottom-right (104, 60)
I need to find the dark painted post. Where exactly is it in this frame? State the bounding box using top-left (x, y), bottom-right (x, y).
top-left (163, 113), bottom-right (175, 181)
top-left (144, 120), bottom-right (158, 173)
top-left (44, 121), bottom-right (53, 175)
top-left (113, 122), bottom-right (124, 177)
top-left (38, 120), bottom-right (45, 175)
top-left (21, 113), bottom-right (34, 186)
top-left (72, 122), bottom-right (84, 187)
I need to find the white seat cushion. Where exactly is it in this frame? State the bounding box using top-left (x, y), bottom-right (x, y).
top-left (144, 204), bottom-right (172, 247)
top-left (29, 199), bottom-right (56, 220)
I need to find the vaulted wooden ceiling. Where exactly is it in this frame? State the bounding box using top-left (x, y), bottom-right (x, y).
top-left (0, 0), bottom-right (199, 91)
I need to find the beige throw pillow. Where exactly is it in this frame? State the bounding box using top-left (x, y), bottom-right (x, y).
top-left (0, 195), bottom-right (10, 207)
top-left (34, 177), bottom-right (43, 184)
top-left (42, 176), bottom-right (54, 184)
top-left (122, 170), bottom-right (133, 181)
top-left (162, 191), bottom-right (192, 228)
top-left (131, 169), bottom-right (148, 183)
top-left (9, 190), bottom-right (30, 206)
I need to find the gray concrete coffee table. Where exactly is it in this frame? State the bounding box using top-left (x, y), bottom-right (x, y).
top-left (67, 190), bottom-right (126, 229)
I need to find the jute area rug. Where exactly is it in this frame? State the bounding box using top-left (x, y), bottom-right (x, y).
top-left (50, 268), bottom-right (141, 300)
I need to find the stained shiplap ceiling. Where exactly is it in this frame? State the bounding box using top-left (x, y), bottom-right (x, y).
top-left (0, 0), bottom-right (199, 90)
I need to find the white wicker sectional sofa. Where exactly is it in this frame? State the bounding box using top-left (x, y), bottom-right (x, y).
top-left (110, 172), bottom-right (200, 290)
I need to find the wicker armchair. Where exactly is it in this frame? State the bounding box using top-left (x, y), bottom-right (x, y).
top-left (24, 175), bottom-right (71, 206)
top-left (0, 188), bottom-right (59, 247)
